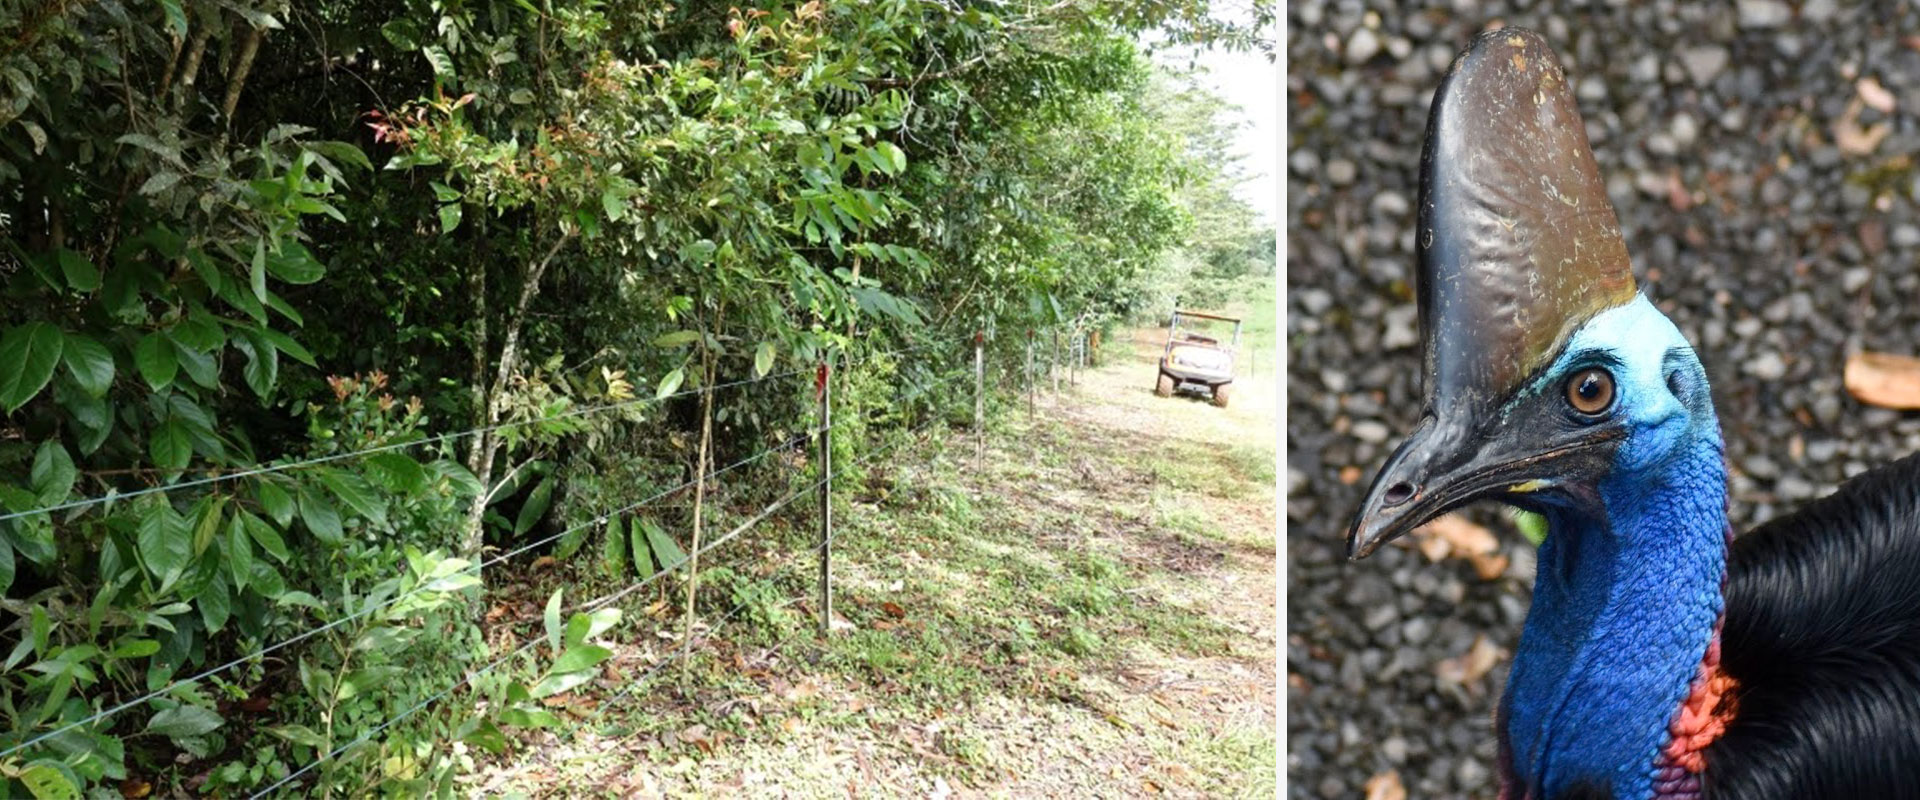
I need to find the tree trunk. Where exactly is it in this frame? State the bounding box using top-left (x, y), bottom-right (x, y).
top-left (462, 234), bottom-right (571, 565)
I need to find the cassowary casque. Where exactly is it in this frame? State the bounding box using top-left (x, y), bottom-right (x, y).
top-left (1346, 27), bottom-right (1920, 800)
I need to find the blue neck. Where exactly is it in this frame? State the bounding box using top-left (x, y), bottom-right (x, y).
top-left (1501, 435), bottom-right (1728, 799)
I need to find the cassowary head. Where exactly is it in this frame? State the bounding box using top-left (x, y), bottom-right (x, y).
top-left (1346, 28), bottom-right (1719, 559)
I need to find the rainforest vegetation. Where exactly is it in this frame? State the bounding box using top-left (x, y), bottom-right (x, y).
top-left (0, 0), bottom-right (1270, 794)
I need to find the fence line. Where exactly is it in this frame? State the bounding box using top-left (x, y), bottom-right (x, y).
top-left (0, 341), bottom-right (939, 526)
top-left (250, 405), bottom-right (961, 797)
top-left (0, 366), bottom-right (971, 763)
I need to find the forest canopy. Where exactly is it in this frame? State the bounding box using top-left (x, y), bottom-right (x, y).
top-left (0, 0), bottom-right (1270, 794)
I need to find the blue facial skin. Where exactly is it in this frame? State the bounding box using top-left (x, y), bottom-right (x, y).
top-left (1498, 296), bottom-right (1728, 800)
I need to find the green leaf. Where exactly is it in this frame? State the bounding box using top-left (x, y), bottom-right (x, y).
top-left (159, 0), bottom-right (188, 35)
top-left (438, 203), bottom-right (462, 234)
top-left (191, 496), bottom-right (227, 555)
top-left (264, 290), bottom-right (305, 326)
top-left (256, 327), bottom-right (316, 367)
top-left (251, 239), bottom-right (269, 302)
top-left (110, 638), bottom-right (161, 659)
top-left (137, 506), bottom-right (191, 583)
top-left (652, 330), bottom-right (702, 348)
top-left (549, 643), bottom-right (612, 675)
top-left (150, 420), bottom-right (191, 472)
top-left (56, 249), bottom-right (99, 292)
top-left (564, 607), bottom-right (621, 647)
top-left (30, 441), bottom-right (76, 506)
top-left (266, 724), bottom-right (330, 749)
top-left (316, 469), bottom-right (386, 527)
top-left (677, 239), bottom-right (717, 264)
top-left (226, 515), bottom-right (252, 591)
top-left (254, 479), bottom-right (295, 527)
top-left (308, 141), bottom-right (374, 172)
top-left (0, 536), bottom-right (14, 596)
top-left (423, 45), bottom-right (455, 78)
top-left (135, 333), bottom-right (177, 390)
top-left (630, 519), bottom-right (655, 579)
top-left (643, 520), bottom-right (687, 572)
top-left (464, 720), bottom-right (509, 754)
top-left (298, 486), bottom-right (344, 545)
top-left (499, 707), bottom-right (559, 728)
top-left (61, 333), bottom-right (113, 397)
top-left (512, 478), bottom-right (552, 537)
top-left (529, 668), bottom-right (597, 699)
top-left (240, 509), bottom-right (290, 562)
top-left (365, 452), bottom-right (428, 494)
top-left (238, 334), bottom-right (278, 398)
top-left (601, 187), bottom-right (625, 222)
top-left (654, 367), bottom-right (685, 399)
top-left (171, 338), bottom-right (218, 388)
top-left (199, 570), bottom-right (231, 633)
top-left (169, 316), bottom-right (224, 352)
top-left (145, 705), bottom-right (222, 739)
top-left (264, 242), bottom-right (325, 285)
top-left (0, 323), bottom-right (65, 412)
top-left (543, 590), bottom-right (563, 653)
top-left (16, 760), bottom-right (80, 800)
top-left (754, 342), bottom-right (776, 377)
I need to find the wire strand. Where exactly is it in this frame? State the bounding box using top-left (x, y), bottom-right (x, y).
top-left (0, 369), bottom-right (968, 763)
top-left (0, 338), bottom-right (946, 526)
top-left (248, 407), bottom-right (956, 798)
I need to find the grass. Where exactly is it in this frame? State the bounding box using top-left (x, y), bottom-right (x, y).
top-left (472, 284), bottom-right (1276, 797)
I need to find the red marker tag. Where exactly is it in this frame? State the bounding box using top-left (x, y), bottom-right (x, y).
top-left (815, 361), bottom-right (830, 399)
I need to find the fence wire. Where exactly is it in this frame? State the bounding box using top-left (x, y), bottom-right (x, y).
top-left (250, 405), bottom-right (961, 797)
top-left (0, 365), bottom-right (969, 764)
top-left (0, 340), bottom-right (939, 526)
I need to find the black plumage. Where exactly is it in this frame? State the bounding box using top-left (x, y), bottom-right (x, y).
top-left (1707, 451), bottom-right (1920, 799)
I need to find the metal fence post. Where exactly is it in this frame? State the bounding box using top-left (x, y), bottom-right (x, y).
top-left (1025, 333), bottom-right (1035, 420)
top-left (1051, 328), bottom-right (1061, 395)
top-left (816, 357), bottom-right (833, 636)
top-left (1070, 327), bottom-right (1080, 388)
top-left (974, 331), bottom-right (986, 467)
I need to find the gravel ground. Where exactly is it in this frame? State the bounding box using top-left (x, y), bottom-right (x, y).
top-left (1288, 2), bottom-right (1920, 797)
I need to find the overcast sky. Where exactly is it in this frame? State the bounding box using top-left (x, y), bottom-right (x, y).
top-left (1150, 12), bottom-right (1279, 228)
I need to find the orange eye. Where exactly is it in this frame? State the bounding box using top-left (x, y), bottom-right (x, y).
top-left (1565, 368), bottom-right (1615, 416)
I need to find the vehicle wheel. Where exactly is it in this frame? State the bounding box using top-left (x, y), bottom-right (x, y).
top-left (1211, 383), bottom-right (1232, 408)
top-left (1155, 374), bottom-right (1175, 397)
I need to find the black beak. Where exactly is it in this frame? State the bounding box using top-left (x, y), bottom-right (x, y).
top-left (1347, 414), bottom-right (1623, 560)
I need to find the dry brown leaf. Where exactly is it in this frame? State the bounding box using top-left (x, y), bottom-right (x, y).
top-left (119, 779), bottom-right (153, 799)
top-left (880, 601), bottom-right (907, 618)
top-left (1469, 552), bottom-right (1509, 582)
top-left (1834, 99), bottom-right (1892, 155)
top-left (1408, 513), bottom-right (1499, 563)
top-left (1365, 769), bottom-right (1408, 800)
top-left (1434, 634), bottom-right (1506, 688)
top-left (1860, 76), bottom-right (1898, 114)
top-left (1666, 170), bottom-right (1692, 212)
top-left (1846, 351), bottom-right (1920, 409)
top-left (681, 724), bottom-right (712, 752)
top-left (531, 555), bottom-right (558, 570)
top-left (1415, 532), bottom-right (1451, 562)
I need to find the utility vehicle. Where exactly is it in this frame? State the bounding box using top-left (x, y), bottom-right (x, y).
top-left (1154, 309), bottom-right (1239, 407)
